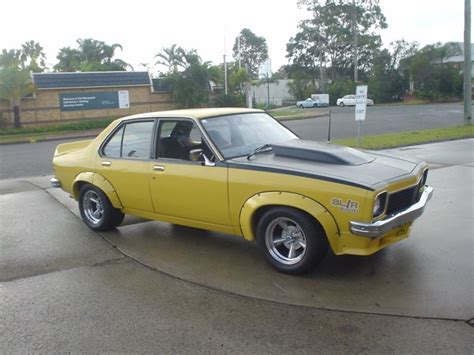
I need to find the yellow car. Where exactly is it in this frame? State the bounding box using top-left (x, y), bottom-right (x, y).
top-left (51, 108), bottom-right (433, 274)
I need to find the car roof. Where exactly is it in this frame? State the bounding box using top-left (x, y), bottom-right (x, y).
top-left (117, 107), bottom-right (263, 122)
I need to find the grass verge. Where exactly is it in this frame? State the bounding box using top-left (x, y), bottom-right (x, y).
top-left (0, 118), bottom-right (114, 136)
top-left (332, 125), bottom-right (474, 150)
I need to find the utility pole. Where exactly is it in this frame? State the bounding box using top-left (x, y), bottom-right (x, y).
top-left (224, 37), bottom-right (228, 95)
top-left (464, 0), bottom-right (472, 123)
top-left (238, 35), bottom-right (242, 69)
top-left (352, 0), bottom-right (358, 83)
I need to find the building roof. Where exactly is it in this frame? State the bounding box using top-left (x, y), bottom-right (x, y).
top-left (432, 42), bottom-right (474, 64)
top-left (32, 71), bottom-right (151, 90)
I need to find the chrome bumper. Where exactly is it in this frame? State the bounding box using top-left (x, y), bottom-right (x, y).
top-left (50, 177), bottom-right (61, 188)
top-left (350, 185), bottom-right (434, 238)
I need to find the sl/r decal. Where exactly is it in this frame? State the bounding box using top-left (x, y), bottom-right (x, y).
top-left (331, 198), bottom-right (359, 213)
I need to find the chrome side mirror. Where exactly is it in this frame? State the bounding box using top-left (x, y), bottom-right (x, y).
top-left (189, 149), bottom-right (215, 167)
top-left (189, 149), bottom-right (203, 162)
top-left (202, 153), bottom-right (215, 167)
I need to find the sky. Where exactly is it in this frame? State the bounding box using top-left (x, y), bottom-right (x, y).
top-left (0, 0), bottom-right (465, 75)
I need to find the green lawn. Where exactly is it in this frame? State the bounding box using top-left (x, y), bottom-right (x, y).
top-left (332, 125), bottom-right (474, 149)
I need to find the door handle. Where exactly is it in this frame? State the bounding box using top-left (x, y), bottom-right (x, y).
top-left (102, 161), bottom-right (111, 167)
top-left (153, 165), bottom-right (165, 172)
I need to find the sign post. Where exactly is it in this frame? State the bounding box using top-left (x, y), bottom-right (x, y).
top-left (355, 85), bottom-right (368, 147)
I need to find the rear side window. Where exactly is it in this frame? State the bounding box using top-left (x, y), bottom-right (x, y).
top-left (102, 121), bottom-right (154, 159)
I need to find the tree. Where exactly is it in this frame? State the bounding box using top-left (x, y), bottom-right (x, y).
top-left (54, 38), bottom-right (131, 72)
top-left (0, 68), bottom-right (35, 128)
top-left (368, 48), bottom-right (407, 102)
top-left (161, 49), bottom-right (215, 108)
top-left (55, 47), bottom-right (82, 72)
top-left (20, 40), bottom-right (47, 72)
top-left (288, 0), bottom-right (386, 84)
top-left (232, 28), bottom-right (269, 78)
top-left (407, 44), bottom-right (464, 101)
top-left (0, 49), bottom-right (22, 70)
top-left (155, 44), bottom-right (186, 75)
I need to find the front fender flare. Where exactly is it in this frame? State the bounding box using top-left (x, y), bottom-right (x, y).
top-left (239, 191), bottom-right (340, 251)
top-left (72, 172), bottom-right (122, 209)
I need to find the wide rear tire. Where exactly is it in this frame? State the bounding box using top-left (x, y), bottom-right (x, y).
top-left (256, 207), bottom-right (328, 274)
top-left (79, 184), bottom-right (124, 231)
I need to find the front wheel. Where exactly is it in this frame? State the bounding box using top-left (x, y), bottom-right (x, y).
top-left (339, 102), bottom-right (345, 107)
top-left (256, 207), bottom-right (328, 274)
top-left (79, 184), bottom-right (124, 231)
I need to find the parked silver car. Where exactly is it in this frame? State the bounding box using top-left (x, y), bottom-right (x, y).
top-left (296, 98), bottom-right (321, 108)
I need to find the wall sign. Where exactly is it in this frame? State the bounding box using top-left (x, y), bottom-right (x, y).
top-left (59, 91), bottom-right (130, 111)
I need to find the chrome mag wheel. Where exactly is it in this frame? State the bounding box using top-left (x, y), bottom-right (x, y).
top-left (82, 190), bottom-right (104, 225)
top-left (264, 217), bottom-right (307, 265)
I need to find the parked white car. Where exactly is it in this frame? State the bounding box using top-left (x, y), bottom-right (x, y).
top-left (336, 95), bottom-right (374, 107)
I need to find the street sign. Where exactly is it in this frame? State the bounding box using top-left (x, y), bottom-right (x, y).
top-left (355, 85), bottom-right (368, 121)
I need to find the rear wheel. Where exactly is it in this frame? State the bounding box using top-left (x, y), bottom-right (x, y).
top-left (256, 207), bottom-right (328, 274)
top-left (79, 184), bottom-right (124, 231)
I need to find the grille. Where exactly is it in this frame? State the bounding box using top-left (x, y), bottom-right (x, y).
top-left (386, 186), bottom-right (417, 215)
top-left (385, 169), bottom-right (428, 216)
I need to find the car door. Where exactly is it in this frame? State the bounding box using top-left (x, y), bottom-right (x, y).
top-left (148, 118), bottom-right (231, 228)
top-left (98, 119), bottom-right (155, 212)
top-left (348, 95), bottom-right (356, 106)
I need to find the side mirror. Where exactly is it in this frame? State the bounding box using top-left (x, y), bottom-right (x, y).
top-left (189, 149), bottom-right (215, 167)
top-left (189, 149), bottom-right (203, 162)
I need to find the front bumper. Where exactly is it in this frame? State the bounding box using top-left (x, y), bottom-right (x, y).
top-left (350, 185), bottom-right (434, 238)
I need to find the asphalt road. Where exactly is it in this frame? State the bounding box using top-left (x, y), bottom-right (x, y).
top-left (0, 103), bottom-right (467, 179)
top-left (284, 102), bottom-right (466, 141)
top-left (1, 140), bottom-right (472, 353)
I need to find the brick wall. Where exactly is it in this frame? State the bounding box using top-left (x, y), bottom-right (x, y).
top-left (0, 86), bottom-right (173, 127)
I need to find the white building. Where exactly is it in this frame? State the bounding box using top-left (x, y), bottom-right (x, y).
top-left (251, 79), bottom-right (294, 106)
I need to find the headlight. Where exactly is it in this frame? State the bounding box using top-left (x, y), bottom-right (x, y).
top-left (373, 192), bottom-right (387, 218)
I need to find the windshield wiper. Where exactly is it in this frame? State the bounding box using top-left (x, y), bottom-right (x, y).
top-left (247, 144), bottom-right (273, 160)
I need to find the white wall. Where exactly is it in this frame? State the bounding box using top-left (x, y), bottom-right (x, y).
top-left (252, 79), bottom-right (294, 106)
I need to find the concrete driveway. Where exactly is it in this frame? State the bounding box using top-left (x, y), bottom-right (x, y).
top-left (1, 139), bottom-right (473, 353)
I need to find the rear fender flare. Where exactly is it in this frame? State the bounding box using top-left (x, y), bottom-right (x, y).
top-left (239, 191), bottom-right (340, 251)
top-left (72, 172), bottom-right (122, 209)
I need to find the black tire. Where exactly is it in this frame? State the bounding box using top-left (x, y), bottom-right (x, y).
top-left (298, 105), bottom-right (303, 109)
top-left (256, 207), bottom-right (328, 275)
top-left (79, 184), bottom-right (124, 231)
top-left (339, 102), bottom-right (345, 107)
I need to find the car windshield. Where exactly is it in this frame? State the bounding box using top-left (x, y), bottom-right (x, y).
top-left (201, 113), bottom-right (298, 159)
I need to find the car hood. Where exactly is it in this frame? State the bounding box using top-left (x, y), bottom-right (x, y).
top-left (227, 140), bottom-right (422, 191)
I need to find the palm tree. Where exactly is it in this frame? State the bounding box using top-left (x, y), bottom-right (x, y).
top-left (0, 49), bottom-right (22, 70)
top-left (155, 44), bottom-right (186, 74)
top-left (0, 68), bottom-right (35, 128)
top-left (20, 40), bottom-right (47, 72)
top-left (54, 47), bottom-right (82, 71)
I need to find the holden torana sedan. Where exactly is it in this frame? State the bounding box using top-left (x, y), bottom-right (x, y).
top-left (51, 108), bottom-right (433, 274)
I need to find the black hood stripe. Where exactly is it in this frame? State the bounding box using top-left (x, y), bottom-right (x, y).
top-left (227, 162), bottom-right (375, 191)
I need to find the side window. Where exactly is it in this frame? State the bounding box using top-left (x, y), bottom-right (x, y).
top-left (103, 126), bottom-right (124, 158)
top-left (103, 121), bottom-right (154, 159)
top-left (157, 120), bottom-right (209, 161)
